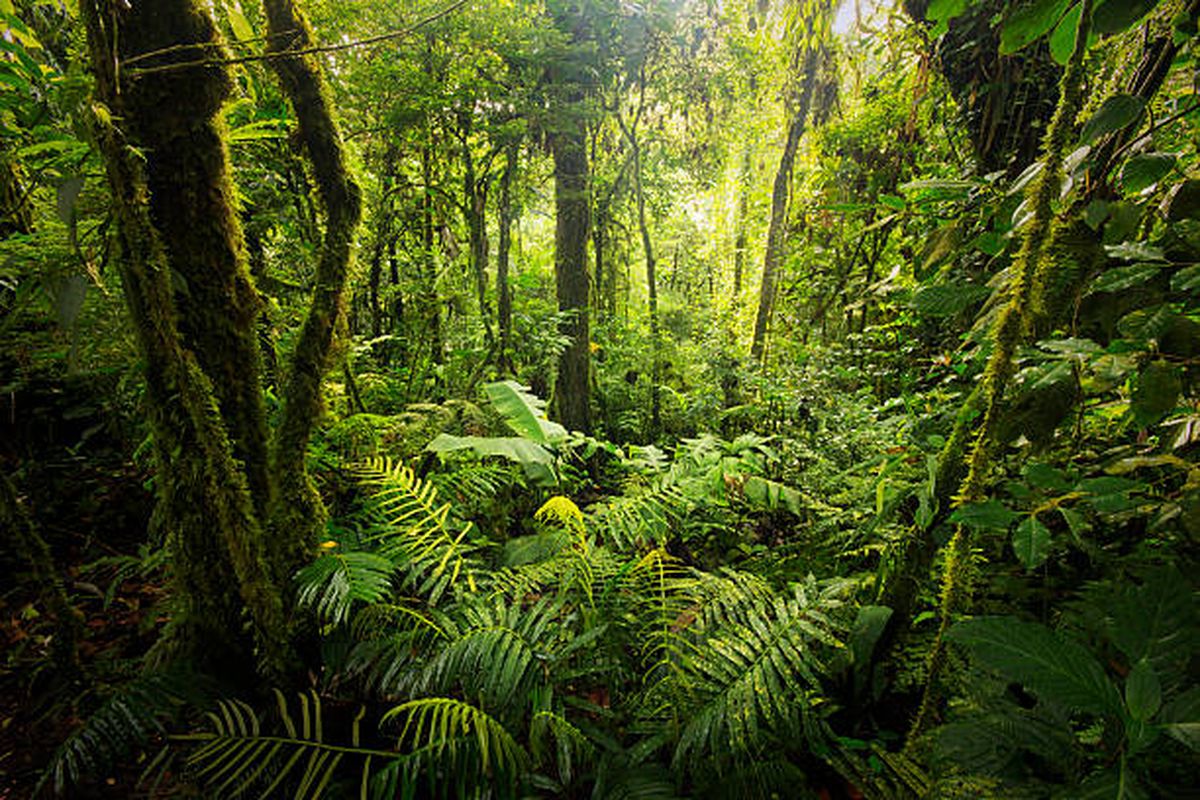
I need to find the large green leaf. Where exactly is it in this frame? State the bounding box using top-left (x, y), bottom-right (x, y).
top-left (1081, 94), bottom-right (1145, 144)
top-left (950, 500), bottom-right (1018, 532)
top-left (1089, 263), bottom-right (1162, 294)
top-left (947, 616), bottom-right (1121, 714)
top-left (1124, 659), bottom-right (1161, 722)
top-left (1048, 1), bottom-right (1083, 64)
top-left (484, 381), bottom-right (567, 443)
top-left (1131, 360), bottom-right (1181, 428)
top-left (1012, 516), bottom-right (1051, 570)
top-left (1092, 0), bottom-right (1158, 34)
top-left (1000, 0), bottom-right (1070, 54)
top-left (1120, 153), bottom-right (1176, 195)
top-left (912, 283), bottom-right (990, 316)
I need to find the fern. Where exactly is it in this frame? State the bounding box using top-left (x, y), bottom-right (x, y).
top-left (417, 598), bottom-right (562, 712)
top-left (587, 481), bottom-right (688, 551)
top-left (383, 697), bottom-right (529, 786)
top-left (295, 550), bottom-right (395, 627)
top-left (42, 668), bottom-right (214, 796)
top-left (355, 456), bottom-right (483, 604)
top-left (671, 583), bottom-right (843, 765)
top-left (180, 690), bottom-right (406, 800)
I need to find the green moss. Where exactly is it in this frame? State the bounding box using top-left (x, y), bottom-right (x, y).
top-left (908, 0), bottom-right (1095, 744)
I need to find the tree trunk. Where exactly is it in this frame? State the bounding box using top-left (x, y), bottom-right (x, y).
top-left (422, 137), bottom-right (443, 370)
top-left (732, 147), bottom-right (750, 298)
top-left (262, 0), bottom-right (364, 577)
top-left (497, 139), bottom-right (518, 373)
top-left (750, 48), bottom-right (820, 364)
top-left (83, 0), bottom-right (292, 680)
top-left (460, 115), bottom-right (494, 346)
top-left (551, 123), bottom-right (592, 433)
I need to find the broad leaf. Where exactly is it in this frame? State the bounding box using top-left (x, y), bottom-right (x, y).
top-left (1081, 95), bottom-right (1144, 144)
top-left (1000, 0), bottom-right (1070, 54)
top-left (1089, 263), bottom-right (1162, 294)
top-left (1131, 360), bottom-right (1181, 428)
top-left (1048, 1), bottom-right (1083, 65)
top-left (950, 500), bottom-right (1017, 531)
top-left (948, 616), bottom-right (1121, 714)
top-left (484, 381), bottom-right (567, 443)
top-left (1121, 153), bottom-right (1176, 195)
top-left (1125, 659), bottom-right (1161, 722)
top-left (1012, 516), bottom-right (1051, 570)
top-left (427, 433), bottom-right (553, 465)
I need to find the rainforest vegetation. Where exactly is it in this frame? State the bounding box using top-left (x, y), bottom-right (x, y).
top-left (2, 0), bottom-right (1198, 797)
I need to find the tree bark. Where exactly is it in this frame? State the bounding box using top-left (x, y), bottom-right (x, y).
top-left (497, 139), bottom-right (518, 373)
top-left (750, 47), bottom-right (820, 364)
top-left (262, 0), bottom-right (364, 577)
top-left (83, 0), bottom-right (292, 680)
top-left (551, 122), bottom-right (592, 433)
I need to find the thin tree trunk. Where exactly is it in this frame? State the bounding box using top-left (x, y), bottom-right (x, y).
top-left (497, 139), bottom-right (518, 373)
top-left (750, 47), bottom-right (820, 364)
top-left (733, 146), bottom-right (750, 297)
top-left (422, 137), bottom-right (443, 369)
top-left (262, 0), bottom-right (364, 577)
top-left (460, 115), bottom-right (494, 346)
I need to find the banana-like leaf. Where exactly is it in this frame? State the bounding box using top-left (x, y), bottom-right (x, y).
top-left (485, 380), bottom-right (567, 443)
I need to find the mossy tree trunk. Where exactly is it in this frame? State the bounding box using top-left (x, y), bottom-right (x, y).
top-left (551, 118), bottom-right (593, 433)
top-left (82, 0), bottom-right (293, 681)
top-left (262, 0), bottom-right (364, 580)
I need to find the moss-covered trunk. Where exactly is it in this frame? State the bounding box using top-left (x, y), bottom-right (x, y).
top-left (551, 120), bottom-right (592, 433)
top-left (82, 0), bottom-right (292, 681)
top-left (262, 0), bottom-right (364, 578)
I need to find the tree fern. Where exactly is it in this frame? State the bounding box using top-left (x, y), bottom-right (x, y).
top-left (355, 456), bottom-right (483, 603)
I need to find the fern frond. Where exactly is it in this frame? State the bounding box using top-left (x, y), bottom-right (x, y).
top-left (418, 597), bottom-right (564, 712)
top-left (530, 710), bottom-right (593, 785)
top-left (180, 690), bottom-right (405, 800)
top-left (427, 462), bottom-right (515, 510)
top-left (383, 697), bottom-right (529, 784)
top-left (672, 588), bottom-right (843, 764)
top-left (587, 482), bottom-right (688, 551)
top-left (295, 550), bottom-right (395, 627)
top-left (355, 456), bottom-right (483, 604)
top-left (42, 669), bottom-right (213, 795)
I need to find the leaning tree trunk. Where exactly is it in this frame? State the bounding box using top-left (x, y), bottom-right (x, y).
top-left (551, 120), bottom-right (592, 433)
top-left (262, 0), bottom-right (364, 579)
top-left (750, 46), bottom-right (820, 364)
top-left (82, 0), bottom-right (292, 680)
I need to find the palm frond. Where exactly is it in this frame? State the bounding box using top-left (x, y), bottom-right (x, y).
top-left (180, 689), bottom-right (405, 800)
top-left (355, 456), bottom-right (483, 604)
top-left (383, 697), bottom-right (529, 787)
top-left (295, 550), bottom-right (395, 627)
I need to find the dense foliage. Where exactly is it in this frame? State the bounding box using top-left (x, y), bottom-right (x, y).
top-left (2, 0), bottom-right (1198, 798)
